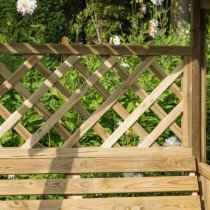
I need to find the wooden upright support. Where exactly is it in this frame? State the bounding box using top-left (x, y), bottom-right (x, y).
top-left (183, 56), bottom-right (193, 148)
top-left (201, 0), bottom-right (210, 9)
top-left (191, 0), bottom-right (206, 162)
top-left (201, 10), bottom-right (207, 163)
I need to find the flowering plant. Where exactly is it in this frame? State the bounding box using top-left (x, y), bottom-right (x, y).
top-left (163, 136), bottom-right (181, 147)
top-left (16, 0), bottom-right (37, 16)
top-left (149, 19), bottom-right (159, 38)
top-left (109, 35), bottom-right (121, 45)
top-left (150, 0), bottom-right (164, 6)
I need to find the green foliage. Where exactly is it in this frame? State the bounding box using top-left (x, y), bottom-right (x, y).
top-left (0, 1), bottom-right (210, 203)
top-left (0, 0), bottom-right (67, 42)
top-left (0, 51), bottom-right (183, 148)
top-left (0, 0), bottom-right (188, 44)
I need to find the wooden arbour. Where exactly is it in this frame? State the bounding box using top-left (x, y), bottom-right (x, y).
top-left (0, 0), bottom-right (209, 209)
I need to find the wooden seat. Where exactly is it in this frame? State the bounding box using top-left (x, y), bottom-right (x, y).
top-left (0, 147), bottom-right (201, 210)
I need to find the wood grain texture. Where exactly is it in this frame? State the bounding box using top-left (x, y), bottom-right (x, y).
top-left (191, 0), bottom-right (202, 161)
top-left (0, 147), bottom-right (193, 158)
top-left (0, 43), bottom-right (192, 55)
top-left (0, 156), bottom-right (196, 174)
top-left (200, 10), bottom-right (207, 162)
top-left (102, 62), bottom-right (184, 148)
top-left (21, 56), bottom-right (119, 148)
top-left (182, 57), bottom-right (193, 147)
top-left (0, 62), bottom-right (79, 147)
top-left (201, 175), bottom-right (210, 210)
top-left (149, 62), bottom-right (183, 100)
top-left (0, 176), bottom-right (198, 195)
top-left (198, 162), bottom-right (210, 180)
top-left (0, 56), bottom-right (42, 98)
top-left (33, 60), bottom-right (112, 143)
top-left (0, 56), bottom-right (79, 139)
top-left (66, 174), bottom-right (82, 199)
top-left (0, 104), bottom-right (31, 140)
top-left (201, 0), bottom-right (210, 9)
top-left (113, 63), bottom-right (182, 141)
top-left (62, 57), bottom-right (156, 148)
top-left (139, 101), bottom-right (183, 147)
top-left (0, 196), bottom-right (201, 210)
top-left (73, 60), bottom-right (149, 141)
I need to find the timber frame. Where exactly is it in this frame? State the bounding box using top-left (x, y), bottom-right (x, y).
top-left (0, 0), bottom-right (209, 210)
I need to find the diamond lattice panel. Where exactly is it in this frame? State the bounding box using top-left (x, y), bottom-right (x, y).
top-left (0, 53), bottom-right (184, 149)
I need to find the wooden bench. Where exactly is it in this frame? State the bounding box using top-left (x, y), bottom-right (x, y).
top-left (0, 147), bottom-right (201, 210)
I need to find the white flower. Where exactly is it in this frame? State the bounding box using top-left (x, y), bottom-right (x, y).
top-left (117, 121), bottom-right (123, 126)
top-left (17, 0), bottom-right (37, 16)
top-left (121, 62), bottom-right (130, 68)
top-left (149, 19), bottom-right (159, 38)
top-left (8, 175), bottom-right (16, 179)
top-left (163, 136), bottom-right (181, 147)
top-left (151, 0), bottom-right (164, 6)
top-left (149, 19), bottom-right (159, 28)
top-left (109, 35), bottom-right (121, 45)
top-left (95, 193), bottom-right (102, 197)
top-left (137, 137), bottom-right (142, 146)
top-left (123, 172), bottom-right (143, 177)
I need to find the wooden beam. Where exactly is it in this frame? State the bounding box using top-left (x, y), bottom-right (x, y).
top-left (0, 56), bottom-right (79, 140)
top-left (0, 156), bottom-right (195, 174)
top-left (61, 57), bottom-right (156, 148)
top-left (182, 56), bottom-right (193, 147)
top-left (200, 10), bottom-right (207, 162)
top-left (0, 43), bottom-right (192, 55)
top-left (199, 163), bottom-right (210, 209)
top-left (0, 56), bottom-right (42, 98)
top-left (191, 0), bottom-right (202, 161)
top-left (101, 63), bottom-right (184, 148)
top-left (201, 176), bottom-right (210, 210)
top-left (199, 162), bottom-right (210, 180)
top-left (0, 147), bottom-right (193, 159)
top-left (0, 196), bottom-right (201, 210)
top-left (0, 176), bottom-right (198, 195)
top-left (201, 0), bottom-right (210, 9)
top-left (139, 102), bottom-right (183, 148)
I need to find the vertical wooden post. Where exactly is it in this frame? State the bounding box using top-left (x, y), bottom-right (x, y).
top-left (201, 10), bottom-right (207, 163)
top-left (201, 176), bottom-right (210, 210)
top-left (182, 56), bottom-right (193, 148)
top-left (191, 0), bottom-right (202, 161)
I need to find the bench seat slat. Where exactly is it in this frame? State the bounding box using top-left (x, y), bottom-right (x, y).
top-left (0, 196), bottom-right (201, 210)
top-left (0, 147), bottom-right (193, 158)
top-left (0, 156), bottom-right (195, 174)
top-left (0, 176), bottom-right (198, 195)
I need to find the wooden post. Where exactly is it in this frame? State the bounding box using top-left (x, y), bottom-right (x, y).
top-left (191, 0), bottom-right (203, 161)
top-left (199, 163), bottom-right (210, 210)
top-left (182, 56), bottom-right (193, 148)
top-left (201, 10), bottom-right (207, 163)
top-left (201, 176), bottom-right (210, 210)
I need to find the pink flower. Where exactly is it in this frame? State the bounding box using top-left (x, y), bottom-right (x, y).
top-left (141, 3), bottom-right (147, 14)
top-left (17, 0), bottom-right (37, 16)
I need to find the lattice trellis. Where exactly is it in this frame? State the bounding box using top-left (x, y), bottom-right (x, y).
top-left (0, 44), bottom-right (204, 210)
top-left (0, 44), bottom-right (192, 149)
